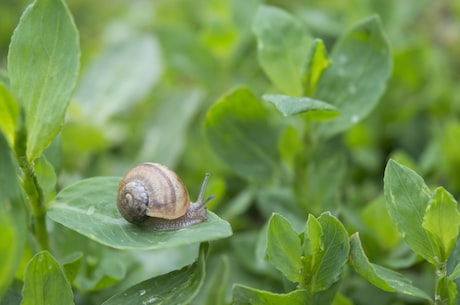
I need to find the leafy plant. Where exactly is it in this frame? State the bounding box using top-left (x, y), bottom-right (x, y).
top-left (1, 0), bottom-right (460, 304)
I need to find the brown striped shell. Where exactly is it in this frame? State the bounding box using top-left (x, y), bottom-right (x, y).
top-left (117, 163), bottom-right (215, 231)
top-left (117, 163), bottom-right (190, 224)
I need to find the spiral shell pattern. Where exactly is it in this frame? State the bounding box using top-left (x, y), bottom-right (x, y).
top-left (117, 163), bottom-right (190, 224)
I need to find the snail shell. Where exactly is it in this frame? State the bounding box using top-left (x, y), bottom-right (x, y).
top-left (117, 163), bottom-right (214, 230)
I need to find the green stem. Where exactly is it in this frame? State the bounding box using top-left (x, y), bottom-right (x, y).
top-left (434, 262), bottom-right (449, 305)
top-left (20, 158), bottom-right (49, 251)
top-left (15, 113), bottom-right (50, 251)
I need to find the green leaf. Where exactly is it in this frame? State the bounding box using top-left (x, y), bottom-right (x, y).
top-left (74, 35), bottom-right (161, 123)
top-left (102, 243), bottom-right (208, 305)
top-left (0, 131), bottom-right (25, 300)
top-left (302, 39), bottom-right (331, 96)
top-left (8, 0), bottom-right (80, 162)
top-left (314, 15), bottom-right (392, 137)
top-left (422, 187), bottom-right (460, 262)
top-left (35, 156), bottom-right (57, 206)
top-left (0, 83), bottom-right (18, 147)
top-left (449, 261), bottom-right (460, 281)
top-left (61, 252), bottom-right (83, 283)
top-left (266, 213), bottom-right (302, 283)
top-left (252, 5), bottom-right (311, 96)
top-left (21, 251), bottom-right (74, 305)
top-left (201, 255), bottom-right (230, 305)
top-left (302, 214), bottom-right (323, 287)
top-left (384, 159), bottom-right (439, 266)
top-left (204, 87), bottom-right (280, 180)
top-left (349, 233), bottom-right (432, 302)
top-left (263, 94), bottom-right (339, 119)
top-left (47, 177), bottom-right (232, 250)
top-left (304, 213), bottom-right (349, 292)
top-left (233, 285), bottom-right (308, 305)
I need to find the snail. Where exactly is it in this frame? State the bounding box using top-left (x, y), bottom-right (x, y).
top-left (117, 163), bottom-right (215, 231)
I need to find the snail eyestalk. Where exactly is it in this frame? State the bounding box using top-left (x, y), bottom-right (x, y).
top-left (196, 173), bottom-right (215, 208)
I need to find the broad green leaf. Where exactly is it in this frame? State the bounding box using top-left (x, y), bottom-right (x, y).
top-left (21, 251), bottom-right (74, 305)
top-left (204, 87), bottom-right (280, 180)
top-left (8, 0), bottom-right (79, 162)
top-left (136, 89), bottom-right (203, 165)
top-left (263, 94), bottom-right (339, 119)
top-left (47, 177), bottom-right (232, 250)
top-left (314, 15), bottom-right (392, 137)
top-left (422, 187), bottom-right (460, 262)
top-left (0, 83), bottom-right (18, 147)
top-left (302, 214), bottom-right (323, 287)
top-left (306, 213), bottom-right (349, 292)
top-left (0, 131), bottom-right (25, 300)
top-left (349, 233), bottom-right (432, 302)
top-left (50, 223), bottom-right (136, 292)
top-left (74, 35), bottom-right (161, 123)
top-left (266, 213), bottom-right (302, 283)
top-left (233, 285), bottom-right (308, 305)
top-left (102, 243), bottom-right (207, 305)
top-left (384, 159), bottom-right (439, 266)
top-left (302, 39), bottom-right (331, 96)
top-left (252, 5), bottom-right (311, 96)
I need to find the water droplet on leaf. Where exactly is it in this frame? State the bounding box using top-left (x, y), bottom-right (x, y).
top-left (87, 206), bottom-right (95, 215)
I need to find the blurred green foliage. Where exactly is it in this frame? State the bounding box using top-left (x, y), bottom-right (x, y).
top-left (1, 0), bottom-right (460, 304)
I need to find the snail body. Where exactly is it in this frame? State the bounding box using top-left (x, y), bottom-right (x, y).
top-left (117, 163), bottom-right (214, 231)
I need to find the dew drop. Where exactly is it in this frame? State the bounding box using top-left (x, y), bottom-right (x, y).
top-left (139, 289), bottom-right (146, 296)
top-left (87, 206), bottom-right (96, 216)
top-left (142, 296), bottom-right (161, 305)
top-left (351, 115), bottom-right (359, 123)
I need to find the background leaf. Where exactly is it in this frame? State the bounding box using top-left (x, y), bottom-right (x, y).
top-left (349, 233), bottom-right (432, 302)
top-left (204, 87), bottom-right (280, 180)
top-left (314, 15), bottom-right (392, 137)
top-left (8, 0), bottom-right (79, 161)
top-left (233, 285), bottom-right (308, 305)
top-left (47, 177), bottom-right (232, 250)
top-left (21, 251), bottom-right (74, 305)
top-left (265, 213), bottom-right (302, 283)
top-left (73, 35), bottom-right (162, 124)
top-left (102, 243), bottom-right (207, 305)
top-left (302, 39), bottom-right (331, 96)
top-left (422, 187), bottom-right (460, 262)
top-left (384, 159), bottom-right (439, 266)
top-left (0, 83), bottom-right (18, 147)
top-left (263, 94), bottom-right (338, 119)
top-left (0, 131), bottom-right (25, 300)
top-left (305, 213), bottom-right (349, 292)
top-left (252, 5), bottom-right (311, 96)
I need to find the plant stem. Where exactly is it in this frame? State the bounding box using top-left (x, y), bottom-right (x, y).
top-left (20, 158), bottom-right (49, 251)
